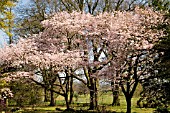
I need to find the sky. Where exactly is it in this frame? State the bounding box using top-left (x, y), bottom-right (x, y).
top-left (0, 0), bottom-right (30, 47)
top-left (0, 31), bottom-right (7, 47)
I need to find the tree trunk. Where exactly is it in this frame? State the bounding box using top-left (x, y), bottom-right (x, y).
top-left (94, 79), bottom-right (98, 109)
top-left (112, 91), bottom-right (120, 106)
top-left (44, 87), bottom-right (48, 102)
top-left (65, 94), bottom-right (70, 110)
top-left (89, 78), bottom-right (98, 110)
top-left (121, 81), bottom-right (132, 113)
top-left (94, 90), bottom-right (98, 109)
top-left (65, 69), bottom-right (70, 110)
top-left (126, 96), bottom-right (132, 113)
top-left (4, 98), bottom-right (7, 108)
top-left (89, 89), bottom-right (95, 110)
top-left (49, 85), bottom-right (55, 106)
top-left (69, 75), bottom-right (74, 104)
top-left (8, 8), bottom-right (13, 44)
top-left (111, 70), bottom-right (120, 106)
top-left (112, 84), bottom-right (120, 106)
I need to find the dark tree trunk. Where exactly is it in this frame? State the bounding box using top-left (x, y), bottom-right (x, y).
top-left (89, 78), bottom-right (98, 110)
top-left (121, 81), bottom-right (132, 113)
top-left (94, 80), bottom-right (98, 109)
top-left (4, 98), bottom-right (7, 107)
top-left (94, 90), bottom-right (98, 109)
top-left (111, 70), bottom-right (120, 106)
top-left (8, 8), bottom-right (13, 44)
top-left (121, 80), bottom-right (138, 113)
top-left (69, 75), bottom-right (74, 104)
top-left (120, 54), bottom-right (140, 113)
top-left (65, 69), bottom-right (70, 110)
top-left (49, 85), bottom-right (55, 106)
top-left (44, 87), bottom-right (48, 102)
top-left (111, 83), bottom-right (120, 106)
top-left (65, 94), bottom-right (70, 110)
top-left (89, 89), bottom-right (95, 110)
top-left (112, 91), bottom-right (120, 106)
top-left (126, 96), bottom-right (132, 113)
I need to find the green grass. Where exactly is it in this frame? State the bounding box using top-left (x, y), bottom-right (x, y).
top-left (6, 93), bottom-right (165, 113)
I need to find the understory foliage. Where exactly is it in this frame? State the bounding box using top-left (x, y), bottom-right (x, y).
top-left (9, 79), bottom-right (42, 107)
top-left (0, 7), bottom-right (166, 113)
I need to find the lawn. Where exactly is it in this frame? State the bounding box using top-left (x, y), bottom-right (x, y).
top-left (6, 92), bottom-right (159, 113)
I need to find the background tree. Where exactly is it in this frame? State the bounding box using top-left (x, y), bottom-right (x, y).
top-left (149, 0), bottom-right (170, 11)
top-left (14, 0), bottom-right (152, 39)
top-left (140, 10), bottom-right (170, 109)
top-left (138, 0), bottom-right (170, 109)
top-left (0, 0), bottom-right (17, 44)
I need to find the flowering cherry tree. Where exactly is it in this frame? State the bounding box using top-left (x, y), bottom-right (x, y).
top-left (95, 8), bottom-right (164, 113)
top-left (0, 27), bottom-right (82, 108)
top-left (41, 7), bottom-right (164, 111)
top-left (0, 6), bottom-right (165, 112)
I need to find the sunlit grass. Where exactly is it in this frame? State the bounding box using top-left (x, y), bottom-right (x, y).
top-left (53, 93), bottom-right (156, 113)
top-left (8, 92), bottom-right (166, 113)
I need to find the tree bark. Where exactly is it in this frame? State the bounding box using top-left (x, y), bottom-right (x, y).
top-left (112, 91), bottom-right (120, 106)
top-left (112, 84), bottom-right (120, 106)
top-left (49, 85), bottom-right (55, 106)
top-left (126, 96), bottom-right (132, 113)
top-left (94, 79), bottom-right (98, 109)
top-left (44, 87), bottom-right (48, 102)
top-left (89, 88), bottom-right (95, 110)
top-left (8, 8), bottom-right (13, 44)
top-left (65, 94), bottom-right (70, 110)
top-left (89, 78), bottom-right (98, 110)
top-left (69, 75), bottom-right (74, 104)
top-left (65, 69), bottom-right (70, 110)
